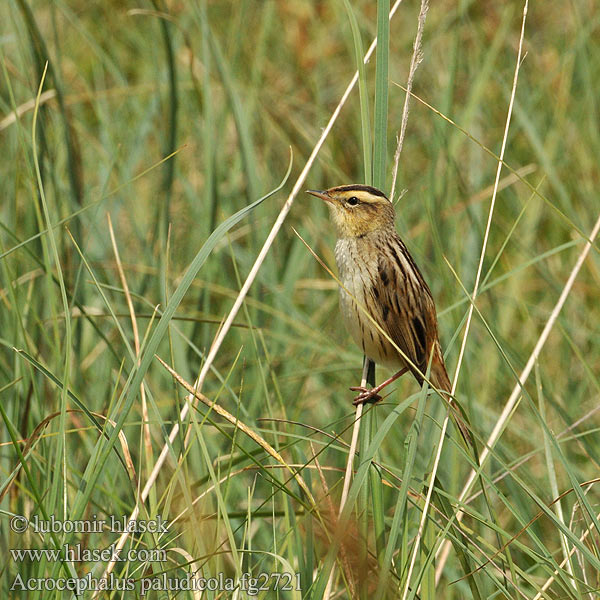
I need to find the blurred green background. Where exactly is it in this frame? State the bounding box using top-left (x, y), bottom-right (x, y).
top-left (1, 1), bottom-right (599, 598)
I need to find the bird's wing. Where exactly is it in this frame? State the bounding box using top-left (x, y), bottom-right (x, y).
top-left (370, 239), bottom-right (439, 378)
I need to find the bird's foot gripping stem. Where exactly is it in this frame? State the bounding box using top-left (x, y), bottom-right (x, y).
top-left (350, 367), bottom-right (409, 406)
top-left (350, 386), bottom-right (382, 405)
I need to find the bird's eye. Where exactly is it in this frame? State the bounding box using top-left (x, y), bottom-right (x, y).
top-left (347, 196), bottom-right (359, 206)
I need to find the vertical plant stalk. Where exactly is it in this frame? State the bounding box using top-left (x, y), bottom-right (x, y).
top-left (98, 0), bottom-right (406, 584)
top-left (192, 0), bottom-right (217, 353)
top-left (363, 3), bottom-right (390, 594)
top-left (358, 365), bottom-right (376, 600)
top-left (323, 358), bottom-right (370, 599)
top-left (154, 2), bottom-right (178, 223)
top-left (389, 0), bottom-right (429, 203)
top-left (403, 2), bottom-right (529, 596)
top-left (373, 0), bottom-right (390, 189)
top-left (366, 358), bottom-right (385, 568)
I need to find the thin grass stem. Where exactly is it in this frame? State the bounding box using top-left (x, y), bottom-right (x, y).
top-left (407, 1), bottom-right (529, 592)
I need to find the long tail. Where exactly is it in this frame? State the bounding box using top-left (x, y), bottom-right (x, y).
top-left (431, 347), bottom-right (475, 450)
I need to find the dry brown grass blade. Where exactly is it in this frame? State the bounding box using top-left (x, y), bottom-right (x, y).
top-left (107, 213), bottom-right (153, 475)
top-left (0, 89), bottom-right (57, 131)
top-left (407, 164), bottom-right (537, 238)
top-left (0, 408), bottom-right (136, 504)
top-left (155, 354), bottom-right (316, 507)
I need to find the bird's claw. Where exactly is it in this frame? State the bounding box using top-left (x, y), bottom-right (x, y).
top-left (350, 386), bottom-right (382, 406)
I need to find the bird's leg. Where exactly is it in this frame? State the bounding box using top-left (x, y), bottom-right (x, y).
top-left (350, 367), bottom-right (409, 405)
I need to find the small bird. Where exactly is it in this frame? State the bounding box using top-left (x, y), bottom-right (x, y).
top-left (307, 184), bottom-right (471, 442)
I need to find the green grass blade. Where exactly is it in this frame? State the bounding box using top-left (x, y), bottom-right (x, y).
top-left (372, 0), bottom-right (390, 190)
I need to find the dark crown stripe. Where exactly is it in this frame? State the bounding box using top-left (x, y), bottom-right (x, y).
top-left (329, 184), bottom-right (388, 199)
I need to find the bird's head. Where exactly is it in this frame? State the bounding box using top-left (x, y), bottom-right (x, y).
top-left (306, 184), bottom-right (395, 238)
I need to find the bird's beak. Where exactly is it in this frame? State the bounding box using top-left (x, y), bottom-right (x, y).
top-left (306, 189), bottom-right (333, 204)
